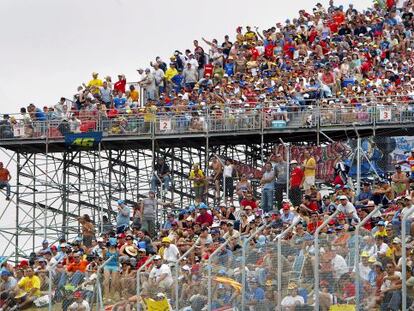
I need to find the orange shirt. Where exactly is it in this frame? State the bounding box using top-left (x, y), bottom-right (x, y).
top-left (408, 156), bottom-right (414, 172)
top-left (0, 168), bottom-right (10, 182)
top-left (66, 260), bottom-right (88, 273)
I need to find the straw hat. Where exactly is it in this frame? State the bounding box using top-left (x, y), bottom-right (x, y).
top-left (125, 246), bottom-right (138, 257)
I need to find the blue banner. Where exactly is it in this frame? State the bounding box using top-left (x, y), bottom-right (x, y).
top-left (64, 132), bottom-right (103, 148)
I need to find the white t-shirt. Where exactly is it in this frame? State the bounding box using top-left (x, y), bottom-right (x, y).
top-left (337, 202), bottom-right (360, 221)
top-left (353, 262), bottom-right (371, 281)
top-left (68, 300), bottom-right (90, 311)
top-left (332, 254), bottom-right (348, 279)
top-left (281, 295), bottom-right (304, 307)
top-left (223, 165), bottom-right (233, 178)
top-left (149, 264), bottom-right (173, 284)
top-left (381, 271), bottom-right (402, 292)
top-left (163, 244), bottom-right (180, 263)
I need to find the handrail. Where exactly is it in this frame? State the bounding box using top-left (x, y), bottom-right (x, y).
top-left (2, 101), bottom-right (413, 143)
top-left (207, 237), bottom-right (232, 311)
top-left (136, 255), bottom-right (156, 311)
top-left (241, 223), bottom-right (268, 310)
top-left (277, 216), bottom-right (302, 311)
top-left (174, 238), bottom-right (200, 311)
top-left (402, 205), bottom-right (414, 311)
top-left (96, 255), bottom-right (115, 311)
top-left (314, 210), bottom-right (340, 311)
top-left (48, 255), bottom-right (67, 311)
top-left (355, 205), bottom-right (381, 309)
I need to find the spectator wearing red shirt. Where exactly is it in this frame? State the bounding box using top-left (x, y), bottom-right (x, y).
top-left (114, 74), bottom-right (126, 94)
top-left (307, 212), bottom-right (323, 234)
top-left (240, 192), bottom-right (258, 210)
top-left (195, 205), bottom-right (213, 227)
top-left (300, 195), bottom-right (319, 216)
top-left (289, 160), bottom-right (304, 207)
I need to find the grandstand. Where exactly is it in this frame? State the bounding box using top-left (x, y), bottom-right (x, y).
top-left (1, 0), bottom-right (414, 310)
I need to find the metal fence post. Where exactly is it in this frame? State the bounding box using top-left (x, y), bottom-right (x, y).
top-left (314, 210), bottom-right (339, 311)
top-left (136, 255), bottom-right (156, 311)
top-left (96, 255), bottom-right (115, 311)
top-left (241, 224), bottom-right (268, 310)
top-left (402, 206), bottom-right (414, 311)
top-left (174, 238), bottom-right (200, 311)
top-left (207, 238), bottom-right (231, 311)
top-left (355, 205), bottom-right (381, 309)
top-left (48, 255), bottom-right (66, 311)
top-left (277, 217), bottom-right (301, 310)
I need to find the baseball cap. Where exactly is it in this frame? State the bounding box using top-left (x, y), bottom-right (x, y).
top-left (153, 255), bottom-right (162, 260)
top-left (338, 195), bottom-right (348, 200)
top-left (117, 199), bottom-right (125, 205)
top-left (290, 160), bottom-right (298, 165)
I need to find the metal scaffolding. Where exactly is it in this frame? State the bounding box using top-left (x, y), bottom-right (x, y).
top-left (0, 138), bottom-right (276, 262)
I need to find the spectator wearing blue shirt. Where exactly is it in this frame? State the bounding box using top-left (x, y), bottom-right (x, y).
top-left (260, 163), bottom-right (275, 213)
top-left (280, 204), bottom-right (296, 224)
top-left (116, 200), bottom-right (130, 233)
top-left (113, 92), bottom-right (127, 110)
top-left (246, 278), bottom-right (265, 306)
top-left (355, 182), bottom-right (373, 208)
top-left (162, 213), bottom-right (177, 230)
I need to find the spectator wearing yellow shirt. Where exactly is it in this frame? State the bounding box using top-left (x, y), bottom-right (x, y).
top-left (302, 150), bottom-right (316, 194)
top-left (14, 267), bottom-right (41, 309)
top-left (164, 63), bottom-right (178, 82)
top-left (374, 220), bottom-right (388, 237)
top-left (189, 163), bottom-right (206, 201)
top-left (128, 84), bottom-right (139, 103)
top-left (87, 72), bottom-right (103, 95)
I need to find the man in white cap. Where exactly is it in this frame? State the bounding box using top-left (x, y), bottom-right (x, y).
top-left (148, 256), bottom-right (173, 290)
top-left (337, 195), bottom-right (360, 223)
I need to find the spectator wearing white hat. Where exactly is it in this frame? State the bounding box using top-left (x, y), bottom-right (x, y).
top-left (148, 256), bottom-right (173, 290)
top-left (337, 195), bottom-right (360, 223)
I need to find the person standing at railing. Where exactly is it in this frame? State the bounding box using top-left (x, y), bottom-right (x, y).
top-left (140, 191), bottom-right (157, 238)
top-left (189, 163), bottom-right (207, 202)
top-left (87, 72), bottom-right (103, 95)
top-left (302, 150), bottom-right (316, 195)
top-left (260, 163), bottom-right (275, 213)
top-left (289, 160), bottom-right (304, 208)
top-left (116, 200), bottom-right (130, 234)
top-left (0, 162), bottom-right (11, 201)
top-left (114, 74), bottom-right (126, 94)
top-left (100, 81), bottom-right (113, 108)
top-left (141, 69), bottom-right (157, 101)
top-left (151, 158), bottom-right (171, 193)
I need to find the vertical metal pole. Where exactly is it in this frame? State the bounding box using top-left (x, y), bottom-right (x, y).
top-left (205, 109), bottom-right (210, 204)
top-left (241, 224), bottom-right (268, 310)
top-left (208, 239), bottom-right (231, 311)
top-left (402, 206), bottom-right (414, 311)
top-left (44, 134), bottom-right (49, 239)
top-left (175, 238), bottom-right (200, 310)
top-left (98, 142), bottom-right (103, 233)
top-left (356, 136), bottom-right (361, 196)
top-left (261, 106), bottom-right (264, 164)
top-left (317, 99), bottom-right (320, 145)
top-left (314, 210), bottom-right (339, 311)
top-left (355, 205), bottom-right (381, 309)
top-left (32, 154), bottom-right (36, 251)
top-left (277, 217), bottom-right (301, 310)
top-left (62, 152), bottom-right (68, 238)
top-left (136, 255), bottom-right (155, 311)
top-left (15, 153), bottom-right (20, 263)
top-left (279, 139), bottom-right (290, 200)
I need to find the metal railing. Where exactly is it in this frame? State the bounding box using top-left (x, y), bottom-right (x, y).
top-left (1, 100), bottom-right (414, 142)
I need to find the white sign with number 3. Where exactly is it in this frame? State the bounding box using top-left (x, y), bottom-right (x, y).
top-left (379, 108), bottom-right (392, 121)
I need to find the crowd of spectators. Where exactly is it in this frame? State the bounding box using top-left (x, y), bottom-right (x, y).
top-left (3, 0), bottom-right (414, 310)
top-left (2, 0), bottom-right (414, 139)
